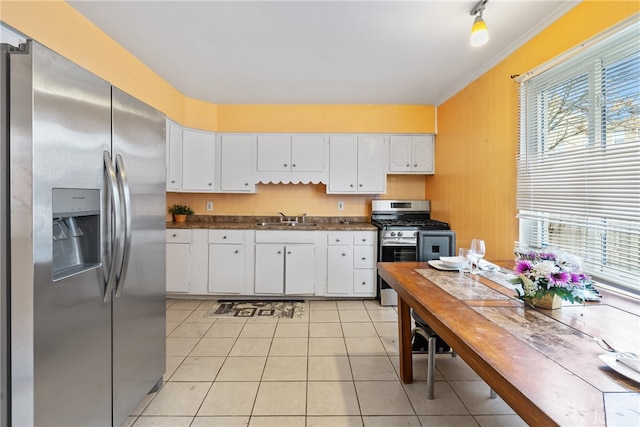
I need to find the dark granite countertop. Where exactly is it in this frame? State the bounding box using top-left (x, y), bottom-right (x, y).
top-left (166, 215), bottom-right (377, 231)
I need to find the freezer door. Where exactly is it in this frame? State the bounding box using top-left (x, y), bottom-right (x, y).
top-left (9, 41), bottom-right (112, 426)
top-left (111, 87), bottom-right (166, 427)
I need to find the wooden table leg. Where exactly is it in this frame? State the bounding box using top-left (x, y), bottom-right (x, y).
top-left (397, 296), bottom-right (413, 383)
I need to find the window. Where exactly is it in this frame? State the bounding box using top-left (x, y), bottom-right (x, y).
top-left (517, 21), bottom-right (640, 294)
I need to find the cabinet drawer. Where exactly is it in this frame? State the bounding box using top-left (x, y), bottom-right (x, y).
top-left (353, 232), bottom-right (375, 246)
top-left (353, 270), bottom-right (375, 294)
top-left (255, 230), bottom-right (315, 243)
top-left (327, 233), bottom-right (351, 245)
top-left (354, 246), bottom-right (376, 269)
top-left (166, 229), bottom-right (191, 243)
top-left (209, 230), bottom-right (244, 244)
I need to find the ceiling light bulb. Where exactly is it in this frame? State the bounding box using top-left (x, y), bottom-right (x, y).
top-left (470, 14), bottom-right (489, 47)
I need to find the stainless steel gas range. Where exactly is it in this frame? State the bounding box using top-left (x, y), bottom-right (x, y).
top-left (371, 200), bottom-right (450, 305)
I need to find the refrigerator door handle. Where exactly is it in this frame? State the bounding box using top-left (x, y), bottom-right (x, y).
top-left (103, 150), bottom-right (121, 303)
top-left (114, 154), bottom-right (132, 298)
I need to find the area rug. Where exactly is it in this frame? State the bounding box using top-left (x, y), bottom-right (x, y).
top-left (205, 300), bottom-right (305, 319)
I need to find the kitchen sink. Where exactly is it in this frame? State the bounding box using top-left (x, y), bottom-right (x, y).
top-left (256, 222), bottom-right (317, 227)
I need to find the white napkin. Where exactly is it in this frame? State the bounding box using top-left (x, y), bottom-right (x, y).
top-left (617, 354), bottom-right (640, 372)
top-left (478, 259), bottom-right (499, 272)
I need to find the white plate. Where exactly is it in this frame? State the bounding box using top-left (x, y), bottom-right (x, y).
top-left (599, 353), bottom-right (640, 383)
top-left (428, 260), bottom-right (460, 271)
top-left (439, 256), bottom-right (465, 268)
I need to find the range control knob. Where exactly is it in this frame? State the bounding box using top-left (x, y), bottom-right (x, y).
top-left (397, 231), bottom-right (403, 237)
top-left (414, 231), bottom-right (419, 237)
top-left (390, 231), bottom-right (396, 237)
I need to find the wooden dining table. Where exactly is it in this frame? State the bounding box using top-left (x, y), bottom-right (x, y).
top-left (377, 261), bottom-right (640, 427)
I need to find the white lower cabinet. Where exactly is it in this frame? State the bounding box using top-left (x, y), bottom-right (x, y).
top-left (166, 230), bottom-right (191, 293)
top-left (208, 230), bottom-right (245, 294)
top-left (254, 231), bottom-right (315, 295)
top-left (326, 231), bottom-right (376, 297)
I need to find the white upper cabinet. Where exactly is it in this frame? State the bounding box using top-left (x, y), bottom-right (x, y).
top-left (182, 129), bottom-right (216, 191)
top-left (166, 120), bottom-right (182, 191)
top-left (218, 134), bottom-right (256, 193)
top-left (256, 134), bottom-right (326, 184)
top-left (389, 134), bottom-right (434, 174)
top-left (328, 135), bottom-right (386, 194)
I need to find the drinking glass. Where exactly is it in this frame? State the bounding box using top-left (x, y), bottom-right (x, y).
top-left (470, 239), bottom-right (486, 273)
top-left (458, 248), bottom-right (472, 274)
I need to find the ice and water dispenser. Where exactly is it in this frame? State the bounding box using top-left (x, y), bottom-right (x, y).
top-left (52, 188), bottom-right (100, 281)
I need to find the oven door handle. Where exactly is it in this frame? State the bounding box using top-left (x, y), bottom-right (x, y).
top-left (380, 238), bottom-right (418, 247)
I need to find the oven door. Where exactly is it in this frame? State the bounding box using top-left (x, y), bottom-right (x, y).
top-left (377, 240), bottom-right (417, 306)
top-left (379, 237), bottom-right (417, 263)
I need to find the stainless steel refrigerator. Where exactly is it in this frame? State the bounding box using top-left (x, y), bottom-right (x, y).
top-left (0, 39), bottom-right (166, 426)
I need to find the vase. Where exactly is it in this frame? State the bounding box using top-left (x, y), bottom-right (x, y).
top-left (173, 214), bottom-right (187, 223)
top-left (527, 293), bottom-right (562, 309)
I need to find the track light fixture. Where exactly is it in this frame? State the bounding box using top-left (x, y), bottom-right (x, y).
top-left (470, 0), bottom-right (489, 47)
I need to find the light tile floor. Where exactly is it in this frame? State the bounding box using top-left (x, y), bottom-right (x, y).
top-left (126, 299), bottom-right (527, 427)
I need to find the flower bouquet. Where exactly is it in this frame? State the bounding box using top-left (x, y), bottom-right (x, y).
top-left (510, 248), bottom-right (592, 309)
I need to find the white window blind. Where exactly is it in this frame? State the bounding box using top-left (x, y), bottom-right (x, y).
top-left (517, 20), bottom-right (640, 293)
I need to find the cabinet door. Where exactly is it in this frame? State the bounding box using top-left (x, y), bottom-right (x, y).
top-left (327, 246), bottom-right (352, 294)
top-left (209, 244), bottom-right (244, 294)
top-left (255, 244), bottom-right (284, 294)
top-left (285, 245), bottom-right (315, 294)
top-left (182, 129), bottom-right (215, 191)
top-left (357, 136), bottom-right (385, 193)
top-left (291, 135), bottom-right (324, 172)
top-left (220, 134), bottom-right (255, 191)
top-left (328, 136), bottom-right (358, 193)
top-left (412, 135), bottom-right (434, 173)
top-left (166, 243), bottom-right (189, 292)
top-left (166, 121), bottom-right (182, 190)
top-left (257, 134), bottom-right (290, 172)
top-left (389, 135), bottom-right (412, 173)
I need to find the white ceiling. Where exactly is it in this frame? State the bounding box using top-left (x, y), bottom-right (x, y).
top-left (67, 0), bottom-right (579, 106)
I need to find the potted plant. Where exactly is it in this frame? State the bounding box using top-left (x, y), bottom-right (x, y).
top-left (168, 204), bottom-right (194, 223)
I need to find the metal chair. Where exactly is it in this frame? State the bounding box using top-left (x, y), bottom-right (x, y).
top-left (414, 230), bottom-right (456, 399)
top-left (415, 230), bottom-right (496, 400)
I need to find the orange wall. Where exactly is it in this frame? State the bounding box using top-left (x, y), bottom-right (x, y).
top-left (432, 1), bottom-right (639, 260)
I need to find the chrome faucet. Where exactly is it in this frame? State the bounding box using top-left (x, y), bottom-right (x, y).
top-left (278, 212), bottom-right (288, 222)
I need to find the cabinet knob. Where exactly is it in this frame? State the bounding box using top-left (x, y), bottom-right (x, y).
top-left (335, 238), bottom-right (340, 242)
top-left (208, 182), bottom-right (212, 186)
top-left (413, 164), bottom-right (418, 167)
top-left (342, 253), bottom-right (347, 257)
top-left (406, 163), bottom-right (410, 167)
top-left (172, 234), bottom-right (177, 237)
top-left (223, 236), bottom-right (227, 239)
top-left (287, 251), bottom-right (292, 255)
top-left (244, 183), bottom-right (249, 186)
top-left (234, 250), bottom-right (239, 254)
top-left (362, 281), bottom-right (366, 285)
top-left (292, 163), bottom-right (296, 167)
top-left (350, 184), bottom-right (354, 187)
top-left (277, 251), bottom-right (282, 254)
top-left (359, 184), bottom-right (363, 187)
top-left (361, 257), bottom-right (366, 260)
top-left (284, 163), bottom-right (288, 167)
top-left (171, 180), bottom-right (175, 183)
top-left (362, 238), bottom-right (366, 242)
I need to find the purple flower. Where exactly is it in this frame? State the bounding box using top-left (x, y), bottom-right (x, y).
top-left (548, 271), bottom-right (571, 286)
top-left (515, 260), bottom-right (533, 274)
